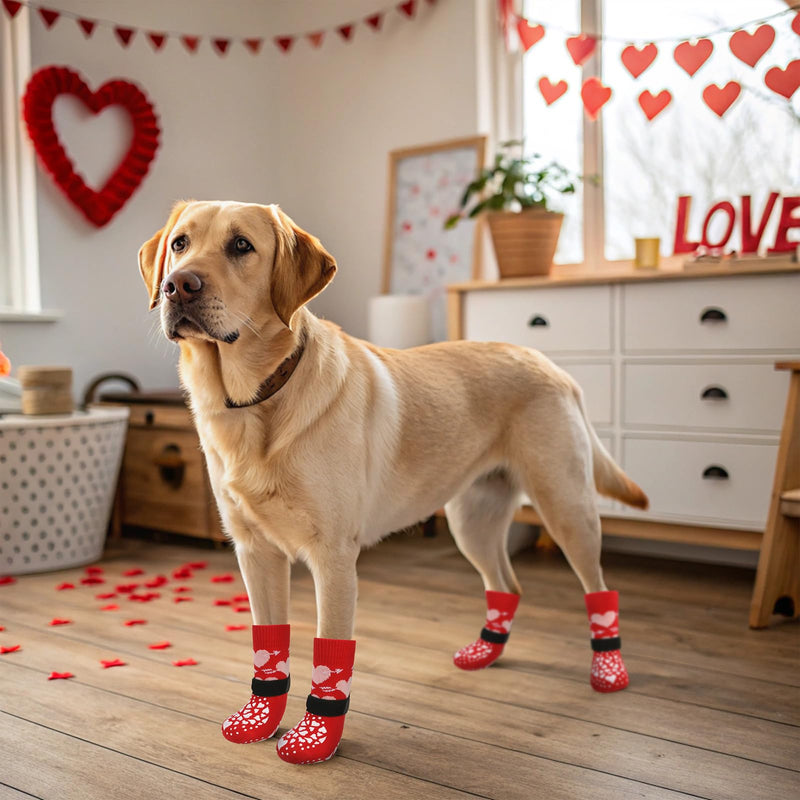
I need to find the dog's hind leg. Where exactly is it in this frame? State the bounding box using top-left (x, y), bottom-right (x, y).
top-left (445, 470), bottom-right (523, 670)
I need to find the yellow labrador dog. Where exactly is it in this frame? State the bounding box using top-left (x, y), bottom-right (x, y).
top-left (139, 200), bottom-right (648, 763)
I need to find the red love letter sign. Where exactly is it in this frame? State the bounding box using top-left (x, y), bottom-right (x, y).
top-left (769, 196), bottom-right (800, 254)
top-left (673, 196), bottom-right (700, 254)
top-left (701, 201), bottom-right (736, 249)
top-left (741, 193), bottom-right (779, 253)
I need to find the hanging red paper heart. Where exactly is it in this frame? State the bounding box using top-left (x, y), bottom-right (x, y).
top-left (793, 14), bottom-right (800, 37)
top-left (764, 60), bottom-right (800, 99)
top-left (729, 24), bottom-right (775, 68)
top-left (621, 43), bottom-right (657, 79)
top-left (22, 66), bottom-right (159, 228)
top-left (517, 18), bottom-right (544, 52)
top-left (567, 34), bottom-right (596, 66)
top-left (702, 82), bottom-right (741, 117)
top-left (538, 77), bottom-right (568, 105)
top-left (673, 39), bottom-right (713, 76)
top-left (581, 77), bottom-right (612, 120)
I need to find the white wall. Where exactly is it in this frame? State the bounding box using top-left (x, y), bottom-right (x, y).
top-left (0, 0), bottom-right (483, 398)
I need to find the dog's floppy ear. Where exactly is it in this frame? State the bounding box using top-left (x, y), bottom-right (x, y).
top-left (267, 206), bottom-right (337, 331)
top-left (138, 201), bottom-right (189, 310)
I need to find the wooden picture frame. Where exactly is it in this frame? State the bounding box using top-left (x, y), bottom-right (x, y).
top-left (383, 135), bottom-right (487, 341)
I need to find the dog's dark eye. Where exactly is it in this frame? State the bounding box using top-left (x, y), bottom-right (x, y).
top-left (235, 237), bottom-right (253, 254)
top-left (171, 235), bottom-right (187, 253)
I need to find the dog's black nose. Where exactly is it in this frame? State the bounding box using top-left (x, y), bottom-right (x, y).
top-left (163, 270), bottom-right (203, 303)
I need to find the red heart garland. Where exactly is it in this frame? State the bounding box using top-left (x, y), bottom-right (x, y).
top-left (729, 24), bottom-right (775, 68)
top-left (621, 43), bottom-right (657, 79)
top-left (538, 77), bottom-right (568, 105)
top-left (638, 90), bottom-right (672, 120)
top-left (22, 66), bottom-right (159, 228)
top-left (581, 77), bottom-right (612, 120)
top-left (517, 18), bottom-right (545, 52)
top-left (793, 14), bottom-right (800, 37)
top-left (702, 81), bottom-right (741, 117)
top-left (567, 34), bottom-right (596, 66)
top-left (673, 39), bottom-right (713, 76)
top-left (764, 60), bottom-right (800, 99)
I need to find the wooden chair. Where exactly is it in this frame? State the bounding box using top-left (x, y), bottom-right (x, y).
top-left (749, 362), bottom-right (800, 628)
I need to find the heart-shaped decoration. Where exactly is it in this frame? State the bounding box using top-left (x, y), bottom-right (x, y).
top-left (517, 18), bottom-right (544, 52)
top-left (591, 611), bottom-right (617, 628)
top-left (311, 664), bottom-right (332, 685)
top-left (566, 34), bottom-right (596, 66)
top-left (335, 678), bottom-right (352, 695)
top-left (729, 24), bottom-right (775, 68)
top-left (22, 66), bottom-right (159, 228)
top-left (538, 76), bottom-right (568, 106)
top-left (638, 89), bottom-right (672, 121)
top-left (253, 649), bottom-right (271, 668)
top-left (702, 81), bottom-right (741, 117)
top-left (764, 60), bottom-right (800, 99)
top-left (581, 77), bottom-right (612, 120)
top-left (793, 14), bottom-right (800, 37)
top-left (673, 38), bottom-right (713, 76)
top-left (621, 43), bottom-right (657, 79)
top-left (486, 608), bottom-right (500, 621)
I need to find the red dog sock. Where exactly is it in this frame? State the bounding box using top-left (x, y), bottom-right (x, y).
top-left (222, 624), bottom-right (290, 743)
top-left (585, 590), bottom-right (629, 692)
top-left (277, 637), bottom-right (355, 765)
top-left (454, 590), bottom-right (520, 671)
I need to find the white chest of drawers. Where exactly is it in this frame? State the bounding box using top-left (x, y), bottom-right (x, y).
top-left (447, 264), bottom-right (800, 551)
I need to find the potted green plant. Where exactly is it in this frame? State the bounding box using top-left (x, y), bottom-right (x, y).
top-left (445, 141), bottom-right (577, 278)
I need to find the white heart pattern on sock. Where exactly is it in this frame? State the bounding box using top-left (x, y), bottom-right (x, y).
top-left (335, 678), bottom-right (352, 696)
top-left (253, 649), bottom-right (271, 668)
top-left (312, 664), bottom-right (332, 684)
top-left (591, 611), bottom-right (616, 628)
top-left (486, 608), bottom-right (501, 621)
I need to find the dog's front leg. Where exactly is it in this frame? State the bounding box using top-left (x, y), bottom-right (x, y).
top-left (276, 542), bottom-right (358, 764)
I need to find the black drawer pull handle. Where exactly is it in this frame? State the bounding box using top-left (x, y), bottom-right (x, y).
top-left (702, 465), bottom-right (729, 480)
top-left (528, 315), bottom-right (549, 327)
top-left (701, 386), bottom-right (728, 401)
top-left (145, 411), bottom-right (155, 425)
top-left (154, 444), bottom-right (186, 489)
top-left (700, 307), bottom-right (727, 323)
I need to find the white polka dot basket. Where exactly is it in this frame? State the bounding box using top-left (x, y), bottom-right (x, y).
top-left (0, 407), bottom-right (129, 575)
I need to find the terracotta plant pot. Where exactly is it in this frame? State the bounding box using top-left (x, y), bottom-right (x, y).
top-left (486, 209), bottom-right (564, 278)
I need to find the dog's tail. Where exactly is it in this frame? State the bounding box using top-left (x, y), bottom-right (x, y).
top-left (575, 389), bottom-right (649, 510)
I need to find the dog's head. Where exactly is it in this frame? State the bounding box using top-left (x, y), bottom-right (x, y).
top-left (138, 201), bottom-right (336, 342)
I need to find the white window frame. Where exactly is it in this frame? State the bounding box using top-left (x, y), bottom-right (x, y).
top-left (1, 5), bottom-right (45, 318)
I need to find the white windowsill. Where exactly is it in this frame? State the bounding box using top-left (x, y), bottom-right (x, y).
top-left (0, 308), bottom-right (63, 322)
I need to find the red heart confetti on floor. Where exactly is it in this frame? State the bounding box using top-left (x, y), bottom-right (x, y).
top-left (100, 604), bottom-right (120, 611)
top-left (145, 575), bottom-right (168, 588)
top-left (123, 619), bottom-right (147, 626)
top-left (100, 658), bottom-right (126, 668)
top-left (116, 583), bottom-right (138, 593)
top-left (48, 671), bottom-right (74, 680)
top-left (0, 576), bottom-right (16, 586)
top-left (56, 582), bottom-right (75, 591)
top-left (85, 566), bottom-right (104, 574)
top-left (214, 599), bottom-right (231, 606)
top-left (188, 561), bottom-right (208, 570)
top-left (225, 625), bottom-right (247, 632)
top-left (231, 593), bottom-right (249, 603)
top-left (129, 592), bottom-right (160, 602)
top-left (174, 596), bottom-right (193, 603)
top-left (1, 645), bottom-right (21, 654)
top-left (233, 606), bottom-right (250, 613)
top-left (123, 568), bottom-right (144, 576)
top-left (173, 586), bottom-right (192, 593)
top-left (172, 658), bottom-right (198, 667)
top-left (48, 618), bottom-right (72, 626)
top-left (96, 592), bottom-right (117, 600)
top-left (80, 576), bottom-right (105, 585)
top-left (211, 574), bottom-right (234, 583)
top-left (148, 641), bottom-right (171, 650)
top-left (0, 626), bottom-right (5, 631)
top-left (172, 567), bottom-right (193, 580)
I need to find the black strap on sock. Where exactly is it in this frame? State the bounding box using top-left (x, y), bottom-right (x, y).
top-left (480, 627), bottom-right (510, 645)
top-left (305, 694), bottom-right (350, 717)
top-left (591, 636), bottom-right (622, 652)
top-left (251, 676), bottom-right (290, 697)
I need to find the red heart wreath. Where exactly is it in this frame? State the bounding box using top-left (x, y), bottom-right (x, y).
top-left (22, 66), bottom-right (160, 228)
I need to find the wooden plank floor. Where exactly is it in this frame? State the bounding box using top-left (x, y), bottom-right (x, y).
top-left (1, 529), bottom-right (798, 800)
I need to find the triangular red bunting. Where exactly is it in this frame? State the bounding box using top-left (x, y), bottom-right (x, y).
top-left (115, 27), bottom-right (135, 47)
top-left (306, 32), bottom-right (324, 48)
top-left (398, 0), bottom-right (416, 17)
top-left (38, 8), bottom-right (60, 29)
top-left (275, 36), bottom-right (294, 53)
top-left (77, 18), bottom-right (96, 37)
top-left (147, 32), bottom-right (166, 50)
top-left (244, 38), bottom-right (263, 54)
top-left (212, 38), bottom-right (230, 55)
top-left (181, 35), bottom-right (200, 53)
top-left (338, 24), bottom-right (354, 41)
top-left (365, 13), bottom-right (383, 30)
top-left (2, 1), bottom-right (22, 18)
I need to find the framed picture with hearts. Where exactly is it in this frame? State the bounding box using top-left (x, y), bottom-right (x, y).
top-left (22, 66), bottom-right (160, 228)
top-left (383, 135), bottom-right (487, 342)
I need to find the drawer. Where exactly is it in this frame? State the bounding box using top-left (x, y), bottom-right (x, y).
top-left (556, 362), bottom-right (613, 426)
top-left (622, 437), bottom-right (776, 527)
top-left (121, 428), bottom-right (212, 537)
top-left (126, 404), bottom-right (193, 430)
top-left (622, 274), bottom-right (800, 353)
top-left (464, 285), bottom-right (612, 354)
top-left (623, 362), bottom-right (789, 433)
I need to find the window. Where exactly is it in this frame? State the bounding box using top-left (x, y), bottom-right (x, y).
top-left (522, 0), bottom-right (799, 266)
top-left (1, 5), bottom-right (40, 313)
